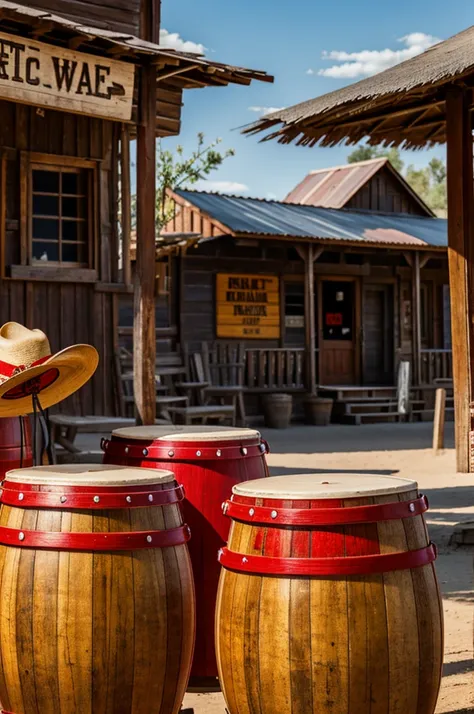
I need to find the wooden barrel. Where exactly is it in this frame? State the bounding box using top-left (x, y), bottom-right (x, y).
top-left (102, 425), bottom-right (269, 682)
top-left (0, 417), bottom-right (32, 477)
top-left (216, 473), bottom-right (443, 714)
top-left (0, 463), bottom-right (195, 714)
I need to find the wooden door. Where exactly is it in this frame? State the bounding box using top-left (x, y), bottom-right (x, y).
top-left (318, 278), bottom-right (359, 385)
top-left (362, 284), bottom-right (394, 385)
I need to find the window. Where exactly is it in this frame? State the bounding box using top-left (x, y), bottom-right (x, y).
top-left (21, 153), bottom-right (97, 270)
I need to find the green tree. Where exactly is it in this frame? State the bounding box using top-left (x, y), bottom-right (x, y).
top-left (131, 133), bottom-right (235, 232)
top-left (347, 144), bottom-right (447, 216)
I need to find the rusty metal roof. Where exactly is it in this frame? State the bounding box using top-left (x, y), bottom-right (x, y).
top-left (174, 189), bottom-right (447, 249)
top-left (285, 158), bottom-right (434, 216)
top-left (0, 2), bottom-right (273, 89)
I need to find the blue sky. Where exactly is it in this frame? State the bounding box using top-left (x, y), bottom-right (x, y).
top-left (146, 0), bottom-right (473, 200)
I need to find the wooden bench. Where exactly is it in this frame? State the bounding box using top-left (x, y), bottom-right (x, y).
top-left (49, 415), bottom-right (136, 456)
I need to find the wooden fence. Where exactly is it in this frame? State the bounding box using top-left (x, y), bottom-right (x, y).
top-left (244, 347), bottom-right (307, 391)
top-left (420, 349), bottom-right (453, 384)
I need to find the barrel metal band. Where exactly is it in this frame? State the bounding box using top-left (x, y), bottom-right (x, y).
top-left (0, 524), bottom-right (191, 551)
top-left (224, 494), bottom-right (428, 526)
top-left (0, 483), bottom-right (185, 510)
top-left (218, 543), bottom-right (437, 576)
top-left (101, 438), bottom-right (267, 461)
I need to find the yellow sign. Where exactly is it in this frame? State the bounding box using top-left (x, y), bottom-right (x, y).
top-left (216, 274), bottom-right (280, 339)
top-left (0, 31), bottom-right (135, 121)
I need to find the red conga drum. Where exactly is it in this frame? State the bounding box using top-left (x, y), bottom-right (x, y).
top-left (216, 473), bottom-right (443, 714)
top-left (0, 464), bottom-right (195, 714)
top-left (0, 417), bottom-right (32, 477)
top-left (102, 425), bottom-right (269, 684)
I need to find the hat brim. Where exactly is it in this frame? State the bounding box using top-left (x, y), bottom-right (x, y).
top-left (0, 344), bottom-right (99, 417)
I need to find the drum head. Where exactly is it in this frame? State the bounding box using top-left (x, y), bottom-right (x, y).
top-left (233, 473), bottom-right (417, 500)
top-left (6, 463), bottom-right (175, 487)
top-left (112, 425), bottom-right (261, 443)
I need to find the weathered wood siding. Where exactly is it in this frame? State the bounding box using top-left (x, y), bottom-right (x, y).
top-left (0, 99), bottom-right (119, 415)
top-left (346, 165), bottom-right (428, 215)
top-left (24, 0), bottom-right (140, 35)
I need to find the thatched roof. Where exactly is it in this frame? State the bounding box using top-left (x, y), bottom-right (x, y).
top-left (245, 25), bottom-right (474, 148)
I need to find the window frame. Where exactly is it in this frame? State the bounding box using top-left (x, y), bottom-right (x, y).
top-left (20, 152), bottom-right (98, 270)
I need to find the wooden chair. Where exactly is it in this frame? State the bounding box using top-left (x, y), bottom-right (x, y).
top-left (192, 342), bottom-right (247, 426)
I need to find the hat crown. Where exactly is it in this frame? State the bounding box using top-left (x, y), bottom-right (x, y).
top-left (0, 323), bottom-right (51, 367)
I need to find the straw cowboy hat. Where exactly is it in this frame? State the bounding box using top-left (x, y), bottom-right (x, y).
top-left (0, 322), bottom-right (99, 416)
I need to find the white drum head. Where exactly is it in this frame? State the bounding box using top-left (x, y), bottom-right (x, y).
top-left (233, 473), bottom-right (417, 500)
top-left (112, 425), bottom-right (261, 443)
top-left (6, 464), bottom-right (175, 487)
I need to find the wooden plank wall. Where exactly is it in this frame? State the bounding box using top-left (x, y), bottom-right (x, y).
top-left (23, 0), bottom-right (140, 35)
top-left (0, 99), bottom-right (118, 415)
top-left (346, 165), bottom-right (429, 215)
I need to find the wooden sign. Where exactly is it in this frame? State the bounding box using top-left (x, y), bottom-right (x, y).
top-left (0, 31), bottom-right (135, 121)
top-left (216, 274), bottom-right (280, 339)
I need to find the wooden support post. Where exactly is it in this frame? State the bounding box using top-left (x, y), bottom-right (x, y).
top-left (432, 388), bottom-right (446, 454)
top-left (412, 250), bottom-right (422, 385)
top-left (446, 87), bottom-right (474, 472)
top-left (133, 61), bottom-right (157, 425)
top-left (121, 124), bottom-right (132, 287)
top-left (296, 244), bottom-right (323, 394)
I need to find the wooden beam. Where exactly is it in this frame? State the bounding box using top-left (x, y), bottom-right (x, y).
top-left (446, 87), bottom-right (474, 472)
top-left (133, 61), bottom-right (157, 425)
top-left (121, 124), bottom-right (132, 287)
top-left (412, 251), bottom-right (422, 385)
top-left (307, 243), bottom-right (317, 394)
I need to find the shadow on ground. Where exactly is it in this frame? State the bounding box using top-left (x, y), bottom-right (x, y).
top-left (269, 466), bottom-right (396, 476)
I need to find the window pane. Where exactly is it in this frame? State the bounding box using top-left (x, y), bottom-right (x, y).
top-left (32, 218), bottom-right (59, 241)
top-left (62, 242), bottom-right (86, 263)
top-left (32, 241), bottom-right (59, 262)
top-left (32, 170), bottom-right (59, 193)
top-left (33, 194), bottom-right (59, 216)
top-left (322, 281), bottom-right (354, 341)
top-left (62, 172), bottom-right (78, 194)
top-left (62, 196), bottom-right (86, 218)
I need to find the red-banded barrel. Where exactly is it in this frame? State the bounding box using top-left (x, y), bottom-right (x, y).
top-left (216, 473), bottom-right (443, 714)
top-left (0, 417), bottom-right (32, 478)
top-left (0, 464), bottom-right (195, 714)
top-left (102, 425), bottom-right (269, 683)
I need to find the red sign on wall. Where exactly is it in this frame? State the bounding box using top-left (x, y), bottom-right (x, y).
top-left (326, 313), bottom-right (343, 326)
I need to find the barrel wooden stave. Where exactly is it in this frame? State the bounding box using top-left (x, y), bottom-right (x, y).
top-left (0, 488), bottom-right (194, 714)
top-left (104, 429), bottom-right (268, 681)
top-left (216, 488), bottom-right (443, 714)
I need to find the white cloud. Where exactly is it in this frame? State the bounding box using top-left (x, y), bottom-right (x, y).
top-left (248, 106), bottom-right (286, 116)
top-left (266, 192), bottom-right (278, 200)
top-left (159, 29), bottom-right (206, 55)
top-left (313, 32), bottom-right (440, 79)
top-left (306, 69), bottom-right (315, 75)
top-left (194, 180), bottom-right (249, 194)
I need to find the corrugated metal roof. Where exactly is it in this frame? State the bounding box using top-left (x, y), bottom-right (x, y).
top-left (175, 189), bottom-right (447, 249)
top-left (286, 159), bottom-right (387, 207)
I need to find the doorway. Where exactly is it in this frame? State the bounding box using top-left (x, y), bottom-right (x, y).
top-left (362, 284), bottom-right (394, 385)
top-left (318, 278), bottom-right (359, 385)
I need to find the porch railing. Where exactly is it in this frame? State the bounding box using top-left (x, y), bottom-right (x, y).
top-left (420, 349), bottom-right (453, 384)
top-left (244, 348), bottom-right (307, 391)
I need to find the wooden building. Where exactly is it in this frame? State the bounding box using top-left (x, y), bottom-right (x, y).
top-left (0, 1), bottom-right (271, 419)
top-left (159, 184), bottom-right (449, 397)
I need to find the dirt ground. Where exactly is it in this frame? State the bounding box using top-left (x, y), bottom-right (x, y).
top-left (178, 422), bottom-right (474, 714)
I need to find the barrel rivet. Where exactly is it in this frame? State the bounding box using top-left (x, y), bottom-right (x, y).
top-left (241, 447), bottom-right (248, 456)
top-left (60, 496), bottom-right (67, 503)
top-left (146, 535), bottom-right (153, 543)
top-left (93, 496), bottom-right (100, 503)
top-left (18, 532), bottom-right (25, 541)
top-left (126, 496), bottom-right (132, 503)
top-left (217, 548), bottom-right (223, 561)
top-left (143, 449), bottom-right (149, 456)
top-left (249, 508), bottom-right (255, 516)
top-left (242, 557), bottom-right (248, 563)
top-left (18, 493), bottom-right (24, 501)
top-left (260, 444), bottom-right (266, 453)
top-left (124, 447), bottom-right (129, 454)
top-left (148, 494), bottom-right (154, 502)
top-left (271, 510), bottom-right (278, 519)
top-left (196, 450), bottom-right (202, 457)
top-left (168, 450), bottom-right (175, 457)
top-left (409, 503), bottom-right (416, 513)
top-left (216, 449), bottom-right (222, 457)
